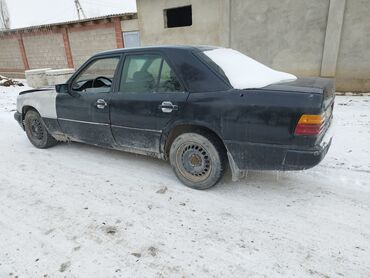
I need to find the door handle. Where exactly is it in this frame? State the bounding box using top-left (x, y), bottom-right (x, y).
top-left (95, 99), bottom-right (108, 109)
top-left (159, 101), bottom-right (178, 113)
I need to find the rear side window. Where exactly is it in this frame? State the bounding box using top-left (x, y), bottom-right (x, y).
top-left (119, 54), bottom-right (182, 93)
top-left (193, 51), bottom-right (230, 86)
top-left (158, 60), bottom-right (182, 92)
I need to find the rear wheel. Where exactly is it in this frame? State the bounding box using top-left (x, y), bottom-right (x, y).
top-left (169, 132), bottom-right (226, 189)
top-left (24, 110), bottom-right (58, 149)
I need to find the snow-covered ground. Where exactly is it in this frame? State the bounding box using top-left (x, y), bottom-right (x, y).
top-left (0, 84), bottom-right (369, 278)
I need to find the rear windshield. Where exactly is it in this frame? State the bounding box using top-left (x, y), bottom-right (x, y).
top-left (201, 48), bottom-right (297, 90)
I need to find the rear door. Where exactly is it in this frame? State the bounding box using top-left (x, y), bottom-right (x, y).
top-left (57, 55), bottom-right (121, 146)
top-left (110, 52), bottom-right (189, 154)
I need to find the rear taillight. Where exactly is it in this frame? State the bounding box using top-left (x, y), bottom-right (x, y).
top-left (294, 114), bottom-right (324, 136)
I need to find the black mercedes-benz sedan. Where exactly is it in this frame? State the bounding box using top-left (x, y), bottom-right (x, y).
top-left (15, 45), bottom-right (335, 189)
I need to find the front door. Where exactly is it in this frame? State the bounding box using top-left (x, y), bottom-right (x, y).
top-left (56, 56), bottom-right (121, 146)
top-left (110, 52), bottom-right (189, 154)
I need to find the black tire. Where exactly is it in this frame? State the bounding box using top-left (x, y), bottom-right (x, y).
top-left (24, 110), bottom-right (58, 149)
top-left (169, 132), bottom-right (226, 190)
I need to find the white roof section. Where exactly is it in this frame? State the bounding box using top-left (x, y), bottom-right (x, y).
top-left (204, 48), bottom-right (297, 89)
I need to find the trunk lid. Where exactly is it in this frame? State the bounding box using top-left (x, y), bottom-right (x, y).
top-left (265, 77), bottom-right (335, 143)
top-left (265, 77), bottom-right (335, 109)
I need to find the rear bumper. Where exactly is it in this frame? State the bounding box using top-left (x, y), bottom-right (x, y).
top-left (225, 136), bottom-right (332, 180)
top-left (282, 138), bottom-right (332, 170)
top-left (14, 112), bottom-right (24, 129)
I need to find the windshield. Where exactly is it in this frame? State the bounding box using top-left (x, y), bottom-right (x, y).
top-left (203, 48), bottom-right (297, 89)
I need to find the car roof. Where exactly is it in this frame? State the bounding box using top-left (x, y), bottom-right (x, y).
top-left (94, 45), bottom-right (220, 56)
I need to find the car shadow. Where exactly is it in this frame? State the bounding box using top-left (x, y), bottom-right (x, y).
top-left (55, 141), bottom-right (309, 191)
top-left (219, 168), bottom-right (296, 187)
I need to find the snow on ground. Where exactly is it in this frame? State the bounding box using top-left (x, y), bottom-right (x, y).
top-left (0, 84), bottom-right (369, 278)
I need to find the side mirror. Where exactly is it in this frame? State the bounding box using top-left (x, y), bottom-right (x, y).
top-left (55, 83), bottom-right (80, 97)
top-left (55, 83), bottom-right (69, 94)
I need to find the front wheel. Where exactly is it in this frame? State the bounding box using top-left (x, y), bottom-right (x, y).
top-left (169, 132), bottom-right (226, 190)
top-left (24, 110), bottom-right (58, 149)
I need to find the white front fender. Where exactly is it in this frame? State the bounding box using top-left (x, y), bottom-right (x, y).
top-left (17, 90), bottom-right (57, 119)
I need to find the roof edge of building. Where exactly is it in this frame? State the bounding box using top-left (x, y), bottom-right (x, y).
top-left (0, 12), bottom-right (137, 35)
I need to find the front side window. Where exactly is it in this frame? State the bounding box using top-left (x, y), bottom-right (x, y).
top-left (72, 57), bottom-right (120, 93)
top-left (119, 54), bottom-right (182, 93)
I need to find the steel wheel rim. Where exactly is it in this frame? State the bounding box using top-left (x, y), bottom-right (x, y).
top-left (29, 117), bottom-right (44, 140)
top-left (176, 141), bottom-right (212, 182)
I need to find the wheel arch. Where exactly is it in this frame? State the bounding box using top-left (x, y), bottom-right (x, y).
top-left (22, 105), bottom-right (38, 121)
top-left (162, 123), bottom-right (228, 161)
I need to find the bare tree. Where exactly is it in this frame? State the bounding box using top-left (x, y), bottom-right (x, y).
top-left (0, 0), bottom-right (10, 30)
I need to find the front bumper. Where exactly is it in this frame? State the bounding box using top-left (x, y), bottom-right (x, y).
top-left (14, 111), bottom-right (24, 129)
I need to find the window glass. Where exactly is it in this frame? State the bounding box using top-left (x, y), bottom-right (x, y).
top-left (120, 54), bottom-right (182, 93)
top-left (72, 57), bottom-right (120, 93)
top-left (158, 60), bottom-right (182, 92)
top-left (125, 57), bottom-right (146, 81)
top-left (120, 55), bottom-right (161, 93)
top-left (147, 57), bottom-right (162, 81)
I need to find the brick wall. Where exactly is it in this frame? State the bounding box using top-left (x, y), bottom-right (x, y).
top-left (69, 24), bottom-right (118, 67)
top-left (23, 32), bottom-right (68, 69)
top-left (0, 14), bottom-right (134, 78)
top-left (0, 37), bottom-right (24, 70)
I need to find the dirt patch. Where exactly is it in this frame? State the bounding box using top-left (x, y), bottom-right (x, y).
top-left (0, 76), bottom-right (24, 87)
top-left (59, 261), bottom-right (71, 272)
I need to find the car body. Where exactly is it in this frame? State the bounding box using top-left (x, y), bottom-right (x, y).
top-left (15, 45), bottom-right (335, 189)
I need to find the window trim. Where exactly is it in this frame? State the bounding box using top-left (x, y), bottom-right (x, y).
top-left (116, 51), bottom-right (187, 94)
top-left (68, 54), bottom-right (123, 94)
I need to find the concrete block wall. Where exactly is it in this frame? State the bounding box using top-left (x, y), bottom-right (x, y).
top-left (336, 0), bottom-right (370, 92)
top-left (0, 15), bottom-right (133, 79)
top-left (23, 32), bottom-right (68, 69)
top-left (230, 0), bottom-right (330, 77)
top-left (121, 18), bottom-right (139, 31)
top-left (69, 25), bottom-right (118, 68)
top-left (0, 37), bottom-right (24, 70)
top-left (137, 0), bottom-right (370, 92)
top-left (136, 0), bottom-right (229, 46)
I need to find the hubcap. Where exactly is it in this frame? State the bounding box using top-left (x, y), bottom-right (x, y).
top-left (178, 143), bottom-right (211, 181)
top-left (190, 154), bottom-right (202, 166)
